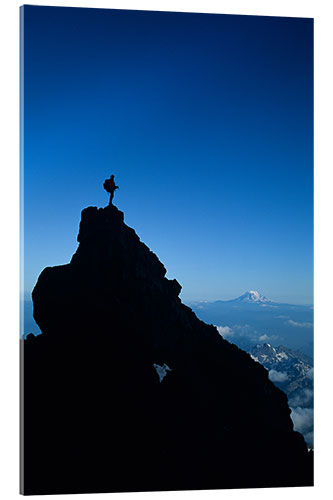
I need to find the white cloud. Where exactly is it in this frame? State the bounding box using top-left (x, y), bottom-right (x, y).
top-left (288, 320), bottom-right (313, 328)
top-left (232, 324), bottom-right (253, 336)
top-left (289, 388), bottom-right (313, 407)
top-left (257, 333), bottom-right (279, 343)
top-left (268, 369), bottom-right (289, 383)
top-left (290, 407), bottom-right (314, 435)
top-left (216, 326), bottom-right (233, 337)
top-left (304, 431), bottom-right (314, 447)
top-left (306, 367), bottom-right (314, 380)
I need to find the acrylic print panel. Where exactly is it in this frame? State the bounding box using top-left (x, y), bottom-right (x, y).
top-left (20, 5), bottom-right (314, 495)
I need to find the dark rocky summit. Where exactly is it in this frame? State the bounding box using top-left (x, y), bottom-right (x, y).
top-left (22, 205), bottom-right (313, 495)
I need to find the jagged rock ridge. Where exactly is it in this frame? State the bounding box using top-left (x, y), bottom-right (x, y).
top-left (22, 205), bottom-right (313, 494)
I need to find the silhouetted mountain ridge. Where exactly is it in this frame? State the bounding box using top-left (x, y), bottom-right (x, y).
top-left (22, 204), bottom-right (313, 495)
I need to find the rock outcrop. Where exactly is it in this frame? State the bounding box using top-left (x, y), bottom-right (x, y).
top-left (22, 205), bottom-right (313, 494)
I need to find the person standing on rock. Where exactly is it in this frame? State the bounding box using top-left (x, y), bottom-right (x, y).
top-left (104, 175), bottom-right (119, 205)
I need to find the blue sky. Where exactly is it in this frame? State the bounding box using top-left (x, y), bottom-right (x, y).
top-left (22, 6), bottom-right (313, 305)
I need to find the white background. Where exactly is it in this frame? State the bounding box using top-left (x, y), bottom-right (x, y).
top-left (0, 1), bottom-right (332, 499)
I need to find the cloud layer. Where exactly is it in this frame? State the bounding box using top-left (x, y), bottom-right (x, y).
top-left (216, 326), bottom-right (233, 337)
top-left (290, 407), bottom-right (314, 443)
top-left (268, 369), bottom-right (289, 382)
top-left (288, 319), bottom-right (313, 328)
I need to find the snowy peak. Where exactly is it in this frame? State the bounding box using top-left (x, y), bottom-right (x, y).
top-left (249, 343), bottom-right (313, 380)
top-left (234, 291), bottom-right (271, 304)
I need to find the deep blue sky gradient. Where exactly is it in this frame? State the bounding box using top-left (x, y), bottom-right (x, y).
top-left (22, 6), bottom-right (313, 304)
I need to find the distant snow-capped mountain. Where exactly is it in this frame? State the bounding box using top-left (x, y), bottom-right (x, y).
top-left (231, 290), bottom-right (272, 304)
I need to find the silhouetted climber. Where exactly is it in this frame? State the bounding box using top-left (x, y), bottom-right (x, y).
top-left (103, 175), bottom-right (119, 205)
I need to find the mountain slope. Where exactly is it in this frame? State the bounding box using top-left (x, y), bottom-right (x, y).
top-left (22, 205), bottom-right (313, 494)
